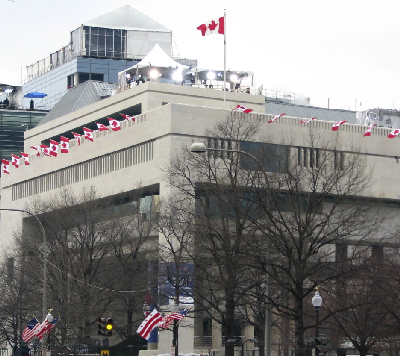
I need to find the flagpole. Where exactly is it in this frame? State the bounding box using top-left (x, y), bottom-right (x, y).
top-left (223, 9), bottom-right (226, 110)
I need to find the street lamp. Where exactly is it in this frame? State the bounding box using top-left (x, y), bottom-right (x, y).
top-left (312, 288), bottom-right (323, 355)
top-left (190, 142), bottom-right (271, 356)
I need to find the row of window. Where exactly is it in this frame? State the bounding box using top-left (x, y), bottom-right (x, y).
top-left (12, 140), bottom-right (154, 201)
top-left (206, 138), bottom-right (346, 172)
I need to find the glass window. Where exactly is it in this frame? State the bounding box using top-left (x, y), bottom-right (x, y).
top-left (240, 141), bottom-right (288, 173)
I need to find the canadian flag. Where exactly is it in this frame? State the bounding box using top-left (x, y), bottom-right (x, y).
top-left (2, 159), bottom-right (10, 174)
top-left (363, 124), bottom-right (377, 137)
top-left (40, 145), bottom-right (52, 157)
top-left (197, 17), bottom-right (225, 36)
top-left (96, 122), bottom-right (109, 131)
top-left (31, 145), bottom-right (41, 156)
top-left (49, 140), bottom-right (59, 157)
top-left (108, 118), bottom-right (121, 131)
top-left (300, 117), bottom-right (316, 124)
top-left (83, 127), bottom-right (94, 142)
top-left (11, 154), bottom-right (20, 168)
top-left (268, 113), bottom-right (286, 123)
top-left (120, 113), bottom-right (135, 121)
top-left (60, 136), bottom-right (69, 153)
top-left (388, 129), bottom-right (400, 138)
top-left (21, 152), bottom-right (30, 165)
top-left (234, 105), bottom-right (253, 113)
top-left (332, 121), bottom-right (347, 131)
top-left (72, 132), bottom-right (81, 145)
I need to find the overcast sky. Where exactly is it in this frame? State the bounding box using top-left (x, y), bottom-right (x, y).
top-left (1, 0), bottom-right (399, 111)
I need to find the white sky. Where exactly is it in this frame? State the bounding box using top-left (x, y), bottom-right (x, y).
top-left (1, 0), bottom-right (399, 111)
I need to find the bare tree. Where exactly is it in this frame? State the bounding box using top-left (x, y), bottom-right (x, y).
top-left (165, 113), bottom-right (266, 356)
top-left (165, 114), bottom-right (389, 356)
top-left (158, 196), bottom-right (195, 356)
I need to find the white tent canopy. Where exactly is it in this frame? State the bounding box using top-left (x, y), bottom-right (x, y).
top-left (135, 44), bottom-right (189, 70)
top-left (118, 44), bottom-right (190, 88)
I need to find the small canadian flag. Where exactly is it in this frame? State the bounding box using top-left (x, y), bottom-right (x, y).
top-left (40, 145), bottom-right (52, 157)
top-left (108, 118), bottom-right (121, 131)
top-left (83, 127), bottom-right (94, 142)
top-left (31, 145), bottom-right (41, 156)
top-left (388, 129), bottom-right (400, 139)
top-left (268, 113), bottom-right (286, 123)
top-left (72, 132), bottom-right (81, 145)
top-left (120, 113), bottom-right (135, 121)
top-left (96, 122), bottom-right (109, 131)
top-left (2, 159), bottom-right (10, 174)
top-left (197, 17), bottom-right (225, 36)
top-left (300, 117), bottom-right (316, 124)
top-left (60, 136), bottom-right (69, 153)
top-left (11, 154), bottom-right (20, 168)
top-left (332, 121), bottom-right (347, 131)
top-left (363, 124), bottom-right (377, 137)
top-left (49, 140), bottom-right (59, 157)
top-left (21, 152), bottom-right (30, 165)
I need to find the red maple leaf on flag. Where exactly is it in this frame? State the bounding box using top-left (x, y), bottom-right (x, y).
top-left (208, 20), bottom-right (218, 31)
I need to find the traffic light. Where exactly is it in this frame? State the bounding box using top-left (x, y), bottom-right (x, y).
top-left (98, 317), bottom-right (113, 337)
top-left (106, 318), bottom-right (113, 337)
top-left (98, 318), bottom-right (107, 336)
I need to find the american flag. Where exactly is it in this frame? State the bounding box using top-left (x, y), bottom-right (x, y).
top-left (21, 318), bottom-right (39, 342)
top-left (160, 309), bottom-right (189, 329)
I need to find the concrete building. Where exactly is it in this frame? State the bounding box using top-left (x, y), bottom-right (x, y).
top-left (1, 82), bottom-right (400, 355)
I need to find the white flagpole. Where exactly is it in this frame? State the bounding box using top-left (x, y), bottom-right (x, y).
top-left (223, 9), bottom-right (226, 110)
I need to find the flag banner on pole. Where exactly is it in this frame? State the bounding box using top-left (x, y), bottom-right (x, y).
top-left (2, 159), bottom-right (10, 174)
top-left (96, 122), bottom-right (109, 131)
top-left (388, 129), bottom-right (400, 138)
top-left (108, 118), bottom-right (121, 131)
top-left (30, 146), bottom-right (41, 156)
top-left (22, 318), bottom-right (40, 342)
top-left (363, 124), bottom-right (377, 137)
top-left (83, 127), bottom-right (94, 142)
top-left (49, 140), bottom-right (59, 157)
top-left (136, 309), bottom-right (162, 340)
top-left (21, 152), bottom-right (30, 165)
top-left (300, 117), bottom-right (316, 124)
top-left (159, 309), bottom-right (189, 329)
top-left (268, 113), bottom-right (286, 123)
top-left (11, 154), bottom-right (20, 168)
top-left (332, 121), bottom-right (347, 131)
top-left (60, 136), bottom-right (70, 153)
top-left (197, 17), bottom-right (225, 36)
top-left (120, 113), bottom-right (136, 121)
top-left (233, 105), bottom-right (253, 113)
top-left (72, 132), bottom-right (81, 145)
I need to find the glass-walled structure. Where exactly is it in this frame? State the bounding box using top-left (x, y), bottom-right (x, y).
top-left (83, 26), bottom-right (127, 59)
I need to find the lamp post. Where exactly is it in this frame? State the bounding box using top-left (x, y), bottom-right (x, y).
top-left (190, 142), bottom-right (271, 356)
top-left (312, 288), bottom-right (323, 356)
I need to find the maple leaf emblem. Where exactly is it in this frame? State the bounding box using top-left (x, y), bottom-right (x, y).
top-left (208, 20), bottom-right (218, 31)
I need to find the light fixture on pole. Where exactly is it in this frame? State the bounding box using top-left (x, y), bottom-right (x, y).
top-left (312, 288), bottom-right (323, 355)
